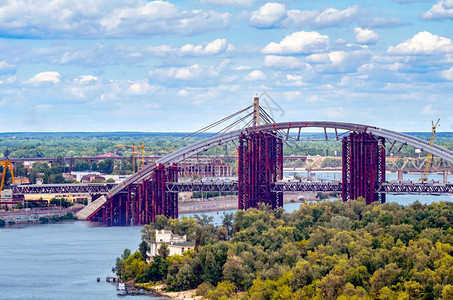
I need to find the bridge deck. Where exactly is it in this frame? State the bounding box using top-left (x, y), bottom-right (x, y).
top-left (12, 182), bottom-right (453, 195)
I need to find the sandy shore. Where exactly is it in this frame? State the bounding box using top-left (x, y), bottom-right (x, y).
top-left (151, 285), bottom-right (201, 299)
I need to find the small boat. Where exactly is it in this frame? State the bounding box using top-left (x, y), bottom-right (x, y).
top-left (117, 282), bottom-right (127, 296)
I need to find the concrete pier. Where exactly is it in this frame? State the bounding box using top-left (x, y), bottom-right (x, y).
top-left (397, 170), bottom-right (403, 182)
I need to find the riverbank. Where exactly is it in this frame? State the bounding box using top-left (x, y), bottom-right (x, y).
top-left (151, 285), bottom-right (201, 300)
top-left (0, 205), bottom-right (82, 225)
top-left (178, 191), bottom-right (327, 213)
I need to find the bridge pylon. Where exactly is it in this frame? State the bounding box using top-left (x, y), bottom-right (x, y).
top-left (342, 132), bottom-right (386, 204)
top-left (238, 132), bottom-right (283, 210)
top-left (88, 163), bottom-right (178, 225)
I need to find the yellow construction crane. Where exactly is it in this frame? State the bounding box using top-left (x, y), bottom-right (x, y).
top-left (115, 140), bottom-right (146, 172)
top-left (0, 159), bottom-right (15, 191)
top-left (420, 119), bottom-right (440, 182)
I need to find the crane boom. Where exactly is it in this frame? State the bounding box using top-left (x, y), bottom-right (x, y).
top-left (420, 119), bottom-right (440, 182)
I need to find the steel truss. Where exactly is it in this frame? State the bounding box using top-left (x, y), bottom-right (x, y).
top-left (342, 132), bottom-right (386, 204)
top-left (377, 182), bottom-right (453, 194)
top-left (90, 164), bottom-right (178, 225)
top-left (238, 132), bottom-right (283, 209)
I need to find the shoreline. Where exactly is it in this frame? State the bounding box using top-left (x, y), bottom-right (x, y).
top-left (0, 193), bottom-right (329, 227)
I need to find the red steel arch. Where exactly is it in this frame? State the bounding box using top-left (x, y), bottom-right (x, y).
top-left (76, 121), bottom-right (453, 220)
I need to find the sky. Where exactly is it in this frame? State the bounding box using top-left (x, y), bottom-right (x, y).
top-left (0, 0), bottom-right (453, 132)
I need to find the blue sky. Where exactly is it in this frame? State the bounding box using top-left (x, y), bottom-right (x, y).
top-left (0, 0), bottom-right (452, 132)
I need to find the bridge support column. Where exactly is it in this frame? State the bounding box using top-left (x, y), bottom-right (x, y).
top-left (135, 163), bottom-right (178, 224)
top-left (238, 132), bottom-right (283, 210)
top-left (397, 170), bottom-right (403, 182)
top-left (444, 170), bottom-right (448, 184)
top-left (89, 164), bottom-right (178, 226)
top-left (342, 132), bottom-right (386, 204)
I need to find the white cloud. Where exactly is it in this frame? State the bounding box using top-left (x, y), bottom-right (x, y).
top-left (282, 9), bottom-right (319, 28)
top-left (246, 70), bottom-right (266, 81)
top-left (421, 104), bottom-right (439, 115)
top-left (24, 71), bottom-right (61, 85)
top-left (0, 1), bottom-right (231, 38)
top-left (128, 80), bottom-right (156, 95)
top-left (306, 49), bottom-right (372, 73)
top-left (283, 74), bottom-right (305, 86)
top-left (249, 2), bottom-right (287, 28)
top-left (354, 27), bottom-right (379, 44)
top-left (180, 39), bottom-right (234, 55)
top-left (280, 6), bottom-right (359, 28)
top-left (200, 0), bottom-right (255, 7)
top-left (314, 6), bottom-right (359, 27)
top-left (422, 0), bottom-right (453, 20)
top-left (361, 17), bottom-right (404, 28)
top-left (76, 75), bottom-right (98, 84)
top-left (387, 31), bottom-right (453, 55)
top-left (149, 60), bottom-right (229, 81)
top-left (264, 55), bottom-right (303, 70)
top-left (169, 64), bottom-right (204, 80)
top-left (0, 61), bottom-right (16, 74)
top-left (442, 66), bottom-right (453, 80)
top-left (261, 31), bottom-right (329, 55)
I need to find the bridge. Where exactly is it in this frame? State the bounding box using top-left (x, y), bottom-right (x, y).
top-left (15, 98), bottom-right (452, 225)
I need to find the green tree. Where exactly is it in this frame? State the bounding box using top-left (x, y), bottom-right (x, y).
top-left (138, 240), bottom-right (149, 261)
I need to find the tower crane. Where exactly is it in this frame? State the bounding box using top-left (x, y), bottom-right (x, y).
top-left (420, 119), bottom-right (440, 182)
top-left (115, 140), bottom-right (146, 173)
top-left (0, 159), bottom-right (15, 191)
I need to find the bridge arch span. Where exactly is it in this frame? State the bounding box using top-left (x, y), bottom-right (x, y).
top-left (107, 121), bottom-right (453, 198)
top-left (76, 121), bottom-right (453, 220)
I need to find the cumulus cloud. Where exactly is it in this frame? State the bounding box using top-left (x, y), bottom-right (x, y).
top-left (246, 70), bottom-right (266, 81)
top-left (249, 2), bottom-right (287, 28)
top-left (354, 27), bottom-right (379, 44)
top-left (0, 61), bottom-right (17, 74)
top-left (75, 75), bottom-right (98, 84)
top-left (127, 80), bottom-right (156, 95)
top-left (261, 31), bottom-right (329, 55)
top-left (442, 66), bottom-right (453, 80)
top-left (149, 60), bottom-right (229, 81)
top-left (265, 5), bottom-right (360, 29)
top-left (422, 0), bottom-right (453, 20)
top-left (387, 31), bottom-right (453, 55)
top-left (0, 1), bottom-right (231, 38)
top-left (314, 6), bottom-right (359, 27)
top-left (264, 55), bottom-right (304, 70)
top-left (24, 71), bottom-right (61, 85)
top-left (180, 39), bottom-right (234, 55)
top-left (306, 49), bottom-right (371, 73)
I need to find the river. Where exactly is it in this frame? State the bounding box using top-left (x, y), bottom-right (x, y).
top-left (1, 183), bottom-right (451, 299)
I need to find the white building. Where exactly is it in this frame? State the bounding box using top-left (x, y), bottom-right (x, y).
top-left (148, 230), bottom-right (195, 258)
top-left (70, 171), bottom-right (101, 182)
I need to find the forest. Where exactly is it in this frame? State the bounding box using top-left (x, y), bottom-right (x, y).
top-left (113, 200), bottom-right (453, 299)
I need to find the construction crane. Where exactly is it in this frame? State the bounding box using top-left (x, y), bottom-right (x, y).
top-left (420, 119), bottom-right (440, 182)
top-left (0, 159), bottom-right (15, 191)
top-left (115, 143), bottom-right (140, 173)
top-left (115, 140), bottom-right (146, 173)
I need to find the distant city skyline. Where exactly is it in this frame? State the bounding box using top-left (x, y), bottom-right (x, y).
top-left (0, 0), bottom-right (453, 132)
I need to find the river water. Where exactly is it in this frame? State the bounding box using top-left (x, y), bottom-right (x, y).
top-left (1, 173), bottom-right (451, 299)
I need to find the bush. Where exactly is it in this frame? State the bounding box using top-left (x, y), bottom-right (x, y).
top-left (207, 281), bottom-right (236, 300)
top-left (0, 219), bottom-right (5, 227)
top-left (196, 282), bottom-right (215, 297)
top-left (39, 217), bottom-right (49, 223)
